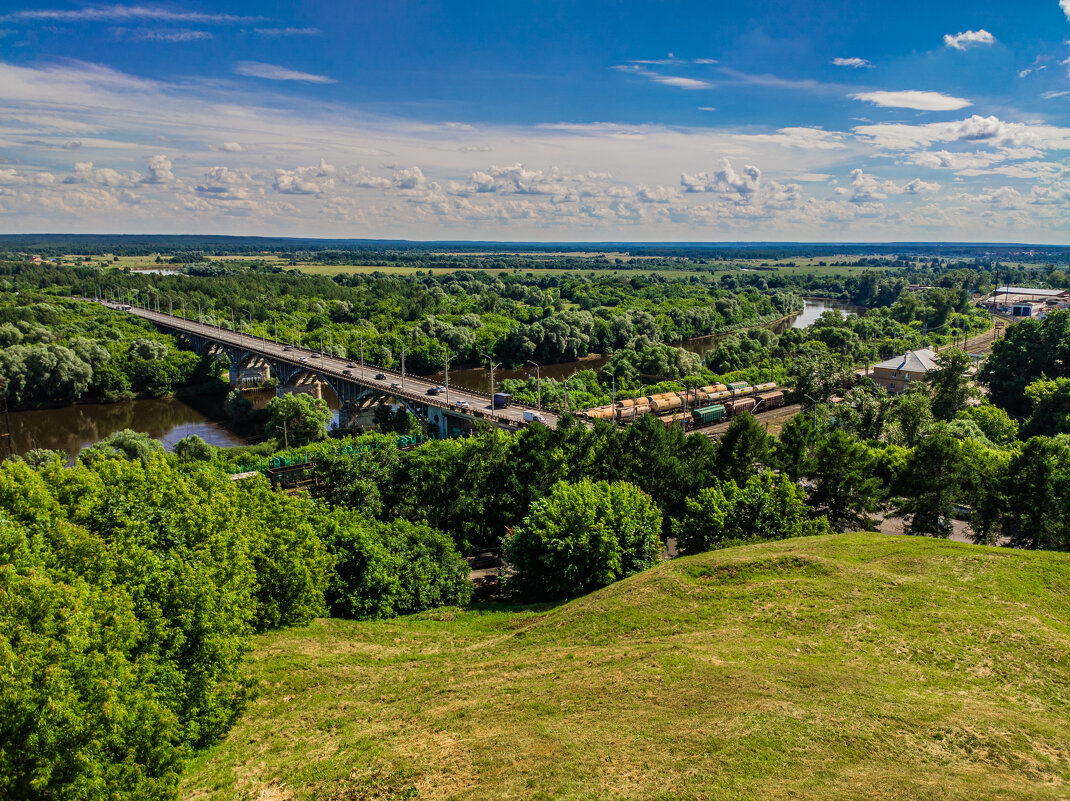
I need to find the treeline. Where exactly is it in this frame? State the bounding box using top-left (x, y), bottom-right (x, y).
top-left (0, 292), bottom-right (224, 409)
top-left (0, 261), bottom-right (801, 374)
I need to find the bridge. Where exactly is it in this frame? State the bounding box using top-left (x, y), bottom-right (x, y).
top-left (88, 300), bottom-right (559, 435)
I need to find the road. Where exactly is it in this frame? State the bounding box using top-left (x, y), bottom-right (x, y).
top-left (93, 300), bottom-right (559, 429)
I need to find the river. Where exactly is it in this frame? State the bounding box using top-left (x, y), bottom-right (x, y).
top-left (3, 397), bottom-right (247, 460)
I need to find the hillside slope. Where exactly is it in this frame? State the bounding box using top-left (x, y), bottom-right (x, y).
top-left (183, 534), bottom-right (1070, 800)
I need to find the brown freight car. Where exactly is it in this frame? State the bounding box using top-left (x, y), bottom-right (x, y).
top-left (758, 391), bottom-right (785, 410)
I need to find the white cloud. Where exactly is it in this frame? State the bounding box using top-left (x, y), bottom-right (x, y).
top-left (613, 65), bottom-right (711, 90)
top-left (1062, 0), bottom-right (1070, 22)
top-left (233, 61), bottom-right (335, 84)
top-left (855, 116), bottom-right (1070, 151)
top-left (252, 27), bottom-right (321, 37)
top-left (111, 27), bottom-right (211, 42)
top-left (681, 159), bottom-right (761, 197)
top-left (740, 127), bottom-right (845, 150)
top-left (146, 154), bottom-right (173, 183)
top-left (0, 5), bottom-right (260, 24)
top-left (217, 141), bottom-right (245, 153)
top-left (851, 90), bottom-right (972, 111)
top-left (943, 30), bottom-right (996, 50)
top-left (832, 57), bottom-right (873, 68)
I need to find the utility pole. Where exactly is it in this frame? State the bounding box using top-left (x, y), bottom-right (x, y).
top-left (0, 378), bottom-right (13, 461)
top-left (526, 360), bottom-right (541, 410)
top-left (444, 350), bottom-right (450, 404)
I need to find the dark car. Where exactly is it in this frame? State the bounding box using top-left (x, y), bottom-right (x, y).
top-left (375, 372), bottom-right (386, 380)
top-left (346, 363), bottom-right (356, 368)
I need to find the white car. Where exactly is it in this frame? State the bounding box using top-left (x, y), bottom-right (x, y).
top-left (454, 399), bottom-right (469, 409)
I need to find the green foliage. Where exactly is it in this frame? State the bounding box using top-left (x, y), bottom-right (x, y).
top-left (1022, 376), bottom-right (1070, 438)
top-left (955, 403), bottom-right (1018, 445)
top-left (999, 436), bottom-right (1070, 550)
top-left (322, 512), bottom-right (470, 619)
top-left (981, 310), bottom-right (1070, 416)
top-left (80, 428), bottom-right (164, 464)
top-left (895, 424), bottom-right (965, 537)
top-left (673, 470), bottom-right (831, 554)
top-left (715, 412), bottom-right (772, 486)
top-left (174, 434), bottom-right (214, 462)
top-left (808, 429), bottom-right (885, 530)
top-left (265, 393), bottom-right (332, 446)
top-left (927, 348), bottom-right (976, 420)
top-left (502, 479), bottom-right (662, 600)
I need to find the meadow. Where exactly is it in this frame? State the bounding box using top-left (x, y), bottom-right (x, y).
top-left (182, 533), bottom-right (1070, 801)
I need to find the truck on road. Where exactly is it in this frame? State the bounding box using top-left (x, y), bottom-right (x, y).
top-left (523, 410), bottom-right (547, 424)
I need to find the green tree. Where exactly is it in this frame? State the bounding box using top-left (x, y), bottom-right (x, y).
top-left (1022, 376), bottom-right (1070, 438)
top-left (955, 403), bottom-right (1018, 445)
top-left (890, 385), bottom-right (934, 447)
top-left (502, 479), bottom-right (662, 600)
top-left (715, 412), bottom-right (771, 486)
top-left (174, 434), bottom-right (214, 462)
top-left (808, 429), bottom-right (884, 530)
top-left (673, 470), bottom-right (830, 554)
top-left (776, 412), bottom-right (817, 481)
top-left (265, 393), bottom-right (332, 447)
top-left (928, 348), bottom-right (976, 420)
top-left (79, 429), bottom-right (164, 464)
top-left (897, 424), bottom-right (965, 537)
top-left (999, 436), bottom-right (1070, 550)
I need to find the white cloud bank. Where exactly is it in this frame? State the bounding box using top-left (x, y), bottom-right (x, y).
top-left (2, 59), bottom-right (1070, 241)
top-left (832, 57), bottom-right (873, 68)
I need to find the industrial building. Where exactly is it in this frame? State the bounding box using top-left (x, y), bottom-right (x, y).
top-left (984, 286), bottom-right (1070, 318)
top-left (870, 348), bottom-right (940, 395)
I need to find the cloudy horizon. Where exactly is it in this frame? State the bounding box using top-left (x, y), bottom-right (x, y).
top-left (2, 1), bottom-right (1070, 242)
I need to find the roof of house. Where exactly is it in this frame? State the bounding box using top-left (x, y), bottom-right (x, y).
top-left (994, 286), bottom-right (1067, 298)
top-left (873, 348), bottom-right (940, 374)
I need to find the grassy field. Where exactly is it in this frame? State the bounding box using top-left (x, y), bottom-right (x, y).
top-left (182, 534), bottom-right (1070, 801)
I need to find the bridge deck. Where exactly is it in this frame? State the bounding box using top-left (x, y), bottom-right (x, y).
top-left (95, 301), bottom-right (558, 429)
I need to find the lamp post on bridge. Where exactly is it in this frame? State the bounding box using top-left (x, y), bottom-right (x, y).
top-left (480, 352), bottom-right (501, 419)
top-left (525, 360), bottom-right (541, 410)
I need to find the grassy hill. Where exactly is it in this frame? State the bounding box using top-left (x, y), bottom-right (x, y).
top-left (182, 534), bottom-right (1070, 800)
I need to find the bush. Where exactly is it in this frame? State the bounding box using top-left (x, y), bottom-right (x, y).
top-left (322, 512), bottom-right (471, 619)
top-left (502, 479), bottom-right (662, 600)
top-left (673, 470), bottom-right (831, 554)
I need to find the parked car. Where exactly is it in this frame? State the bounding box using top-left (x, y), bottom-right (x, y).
top-left (375, 373), bottom-right (386, 380)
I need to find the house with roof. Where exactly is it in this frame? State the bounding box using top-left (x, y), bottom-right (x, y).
top-left (869, 348), bottom-right (940, 395)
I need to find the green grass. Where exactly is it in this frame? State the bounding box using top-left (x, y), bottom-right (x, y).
top-left (182, 534), bottom-right (1070, 800)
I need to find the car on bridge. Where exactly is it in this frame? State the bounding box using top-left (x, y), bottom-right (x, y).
top-left (346, 363), bottom-right (356, 368)
top-left (390, 382), bottom-right (402, 390)
top-left (427, 385), bottom-right (446, 395)
top-left (375, 373), bottom-right (386, 380)
top-left (454, 399), bottom-right (470, 409)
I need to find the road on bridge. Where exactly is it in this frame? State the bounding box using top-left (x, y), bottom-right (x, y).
top-left (93, 300), bottom-right (560, 430)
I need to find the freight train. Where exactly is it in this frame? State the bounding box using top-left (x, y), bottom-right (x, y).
top-left (583, 383), bottom-right (787, 427)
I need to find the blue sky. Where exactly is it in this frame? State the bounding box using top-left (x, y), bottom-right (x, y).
top-left (2, 1), bottom-right (1070, 241)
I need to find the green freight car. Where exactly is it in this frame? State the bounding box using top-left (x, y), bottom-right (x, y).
top-left (691, 404), bottom-right (726, 426)
top-left (726, 381), bottom-right (749, 391)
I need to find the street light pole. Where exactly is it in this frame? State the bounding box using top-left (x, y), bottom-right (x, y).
top-left (525, 360), bottom-right (541, 410)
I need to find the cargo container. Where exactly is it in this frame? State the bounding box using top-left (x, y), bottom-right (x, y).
top-left (727, 381), bottom-right (749, 391)
top-left (691, 404), bottom-right (726, 425)
top-left (650, 395), bottom-right (683, 413)
top-left (617, 404), bottom-right (651, 420)
top-left (758, 391), bottom-right (785, 410)
top-left (727, 397), bottom-right (755, 415)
